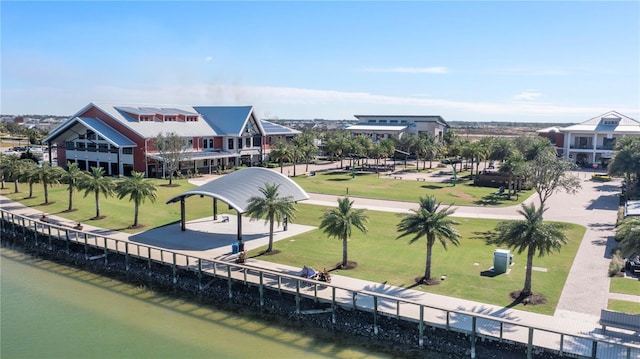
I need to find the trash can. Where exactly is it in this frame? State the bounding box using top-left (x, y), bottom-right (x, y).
top-left (310, 171), bottom-right (316, 176)
top-left (238, 242), bottom-right (245, 252)
top-left (493, 249), bottom-right (512, 274)
top-left (231, 242), bottom-right (239, 254)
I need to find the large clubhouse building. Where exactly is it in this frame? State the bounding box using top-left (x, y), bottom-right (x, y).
top-left (537, 110), bottom-right (640, 167)
top-left (43, 103), bottom-right (299, 177)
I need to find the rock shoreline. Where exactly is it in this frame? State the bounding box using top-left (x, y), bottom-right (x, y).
top-left (1, 229), bottom-right (563, 359)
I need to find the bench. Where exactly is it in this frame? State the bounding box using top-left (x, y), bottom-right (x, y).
top-left (416, 178), bottom-right (426, 182)
top-left (221, 215), bottom-right (229, 223)
top-left (393, 176), bottom-right (402, 180)
top-left (599, 309), bottom-right (640, 333)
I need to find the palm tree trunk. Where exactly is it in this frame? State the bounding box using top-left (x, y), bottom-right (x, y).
top-left (94, 190), bottom-right (100, 218)
top-left (522, 246), bottom-right (535, 296)
top-left (44, 182), bottom-right (49, 204)
top-left (267, 214), bottom-right (275, 252)
top-left (424, 237), bottom-right (434, 281)
top-left (133, 202), bottom-right (139, 227)
top-left (279, 160), bottom-right (283, 173)
top-left (29, 183), bottom-right (34, 198)
top-left (342, 233), bottom-right (348, 267)
top-left (14, 180), bottom-right (19, 193)
top-left (68, 185), bottom-right (73, 211)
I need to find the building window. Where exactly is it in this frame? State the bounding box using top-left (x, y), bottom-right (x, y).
top-left (99, 144), bottom-right (109, 152)
top-left (77, 142), bottom-right (85, 150)
top-left (245, 137), bottom-right (251, 147)
top-left (228, 138), bottom-right (234, 150)
top-left (122, 148), bottom-right (133, 155)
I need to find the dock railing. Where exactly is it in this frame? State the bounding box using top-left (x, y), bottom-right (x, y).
top-left (1, 209), bottom-right (638, 359)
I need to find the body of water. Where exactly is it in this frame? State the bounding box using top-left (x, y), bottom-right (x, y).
top-left (1, 248), bottom-right (389, 359)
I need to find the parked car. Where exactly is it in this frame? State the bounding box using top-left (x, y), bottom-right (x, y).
top-left (625, 255), bottom-right (640, 274)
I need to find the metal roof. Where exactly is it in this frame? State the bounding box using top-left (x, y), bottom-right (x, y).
top-left (165, 167), bottom-right (309, 213)
top-left (346, 125), bottom-right (408, 131)
top-left (194, 106), bottom-right (257, 136)
top-left (260, 120), bottom-right (301, 135)
top-left (560, 111), bottom-right (640, 133)
top-left (97, 103), bottom-right (219, 138)
top-left (43, 117), bottom-right (137, 147)
top-left (354, 115), bottom-right (449, 127)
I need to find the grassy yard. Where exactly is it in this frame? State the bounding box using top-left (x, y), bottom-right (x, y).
top-left (291, 171), bottom-right (533, 206)
top-left (2, 176), bottom-right (583, 315)
top-left (251, 203), bottom-right (585, 315)
top-left (610, 276), bottom-right (640, 295)
top-left (0, 179), bottom-right (216, 233)
top-left (608, 299), bottom-right (640, 314)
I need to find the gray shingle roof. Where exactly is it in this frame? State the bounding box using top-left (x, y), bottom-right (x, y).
top-left (165, 167), bottom-right (309, 213)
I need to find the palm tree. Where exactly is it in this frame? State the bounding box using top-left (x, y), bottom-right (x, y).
top-left (19, 161), bottom-right (40, 199)
top-left (498, 152), bottom-right (525, 198)
top-left (269, 140), bottom-right (293, 174)
top-left (397, 196), bottom-right (461, 284)
top-left (37, 162), bottom-right (65, 204)
top-left (608, 137), bottom-right (640, 184)
top-left (615, 217), bottom-right (640, 257)
top-left (78, 166), bottom-right (114, 219)
top-left (115, 171), bottom-right (157, 227)
top-left (62, 162), bottom-right (87, 212)
top-left (245, 183), bottom-right (297, 253)
top-left (488, 203), bottom-right (568, 297)
top-left (319, 197), bottom-right (368, 268)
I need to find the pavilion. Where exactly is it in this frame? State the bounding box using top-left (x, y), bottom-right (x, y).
top-left (166, 168), bottom-right (309, 249)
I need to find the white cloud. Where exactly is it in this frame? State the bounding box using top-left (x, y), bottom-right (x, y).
top-left (361, 66), bottom-right (449, 74)
top-left (205, 56), bottom-right (213, 63)
top-left (3, 83), bottom-right (638, 122)
top-left (512, 90), bottom-right (542, 101)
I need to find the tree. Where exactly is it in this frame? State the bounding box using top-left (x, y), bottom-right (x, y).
top-left (396, 196), bottom-right (461, 284)
top-left (523, 151), bottom-right (581, 211)
top-left (37, 162), bottom-right (65, 204)
top-left (319, 197), bottom-right (368, 268)
top-left (154, 132), bottom-right (189, 185)
top-left (115, 171), bottom-right (157, 227)
top-left (615, 217), bottom-right (640, 257)
top-left (292, 132), bottom-right (318, 173)
top-left (489, 138), bottom-right (516, 163)
top-left (245, 183), bottom-right (297, 253)
top-left (498, 152), bottom-right (526, 198)
top-left (488, 203), bottom-right (568, 298)
top-left (324, 131), bottom-right (351, 168)
top-left (62, 162), bottom-right (87, 212)
top-left (608, 137), bottom-right (640, 184)
top-left (78, 166), bottom-right (115, 219)
top-left (269, 140), bottom-right (294, 174)
top-left (19, 161), bottom-right (40, 199)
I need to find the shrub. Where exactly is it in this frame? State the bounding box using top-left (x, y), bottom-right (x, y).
top-left (608, 253), bottom-right (625, 276)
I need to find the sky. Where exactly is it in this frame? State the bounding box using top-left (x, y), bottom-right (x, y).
top-left (2, 1), bottom-right (639, 123)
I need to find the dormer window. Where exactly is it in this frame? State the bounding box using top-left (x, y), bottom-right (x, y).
top-left (602, 117), bottom-right (620, 126)
top-left (186, 116), bottom-right (198, 122)
top-left (165, 116), bottom-right (177, 122)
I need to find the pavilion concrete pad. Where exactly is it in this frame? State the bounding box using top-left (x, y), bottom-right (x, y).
top-left (128, 215), bottom-right (316, 258)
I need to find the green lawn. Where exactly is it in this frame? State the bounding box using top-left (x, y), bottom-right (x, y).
top-left (609, 277), bottom-right (640, 295)
top-left (251, 203), bottom-right (585, 315)
top-left (0, 179), bottom-right (214, 233)
top-left (291, 171), bottom-right (533, 206)
top-left (608, 299), bottom-right (640, 314)
top-left (2, 176), bottom-right (584, 315)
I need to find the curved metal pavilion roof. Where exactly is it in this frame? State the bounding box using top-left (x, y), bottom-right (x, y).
top-left (166, 167), bottom-right (309, 213)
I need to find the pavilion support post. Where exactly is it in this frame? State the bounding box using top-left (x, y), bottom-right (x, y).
top-left (237, 212), bottom-right (243, 250)
top-left (213, 198), bottom-right (218, 221)
top-left (180, 198), bottom-right (186, 231)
